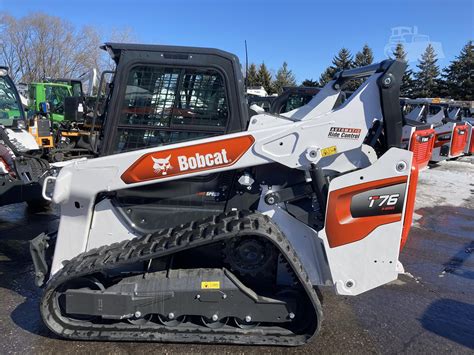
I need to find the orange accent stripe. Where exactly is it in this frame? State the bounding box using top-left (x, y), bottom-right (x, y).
top-left (400, 164), bottom-right (419, 250)
top-left (121, 135), bottom-right (255, 184)
top-left (325, 176), bottom-right (407, 248)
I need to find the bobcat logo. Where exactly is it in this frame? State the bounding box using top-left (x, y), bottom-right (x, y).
top-left (151, 155), bottom-right (172, 175)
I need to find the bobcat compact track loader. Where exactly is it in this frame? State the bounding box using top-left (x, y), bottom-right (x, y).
top-left (422, 102), bottom-right (469, 162)
top-left (446, 102), bottom-right (474, 155)
top-left (400, 100), bottom-right (435, 170)
top-left (30, 43), bottom-right (418, 346)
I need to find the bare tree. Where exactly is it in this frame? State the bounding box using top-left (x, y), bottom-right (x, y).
top-left (100, 27), bottom-right (138, 72)
top-left (0, 12), bottom-right (101, 83)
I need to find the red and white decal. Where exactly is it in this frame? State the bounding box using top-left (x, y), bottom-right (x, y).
top-left (121, 136), bottom-right (255, 184)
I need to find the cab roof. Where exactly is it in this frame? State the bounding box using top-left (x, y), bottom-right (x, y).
top-left (101, 42), bottom-right (240, 66)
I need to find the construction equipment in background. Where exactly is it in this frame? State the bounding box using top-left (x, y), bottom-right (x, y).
top-left (270, 87), bottom-right (322, 114)
top-left (448, 102), bottom-right (474, 156)
top-left (400, 99), bottom-right (435, 170)
top-left (247, 95), bottom-right (275, 112)
top-left (26, 73), bottom-right (103, 162)
top-left (28, 82), bottom-right (74, 124)
top-left (420, 101), bottom-right (469, 162)
top-left (31, 43), bottom-right (418, 346)
top-left (464, 117), bottom-right (474, 155)
top-left (0, 66), bottom-right (50, 208)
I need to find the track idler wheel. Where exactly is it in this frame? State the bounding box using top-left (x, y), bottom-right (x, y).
top-left (127, 314), bottom-right (153, 325)
top-left (201, 315), bottom-right (228, 329)
top-left (234, 317), bottom-right (259, 329)
top-left (157, 314), bottom-right (186, 327)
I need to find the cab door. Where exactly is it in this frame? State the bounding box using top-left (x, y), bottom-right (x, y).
top-left (109, 63), bottom-right (240, 232)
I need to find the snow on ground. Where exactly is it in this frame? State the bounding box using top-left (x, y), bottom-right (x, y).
top-left (415, 156), bottom-right (474, 211)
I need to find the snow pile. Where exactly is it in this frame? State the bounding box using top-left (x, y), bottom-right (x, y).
top-left (415, 158), bottom-right (474, 210)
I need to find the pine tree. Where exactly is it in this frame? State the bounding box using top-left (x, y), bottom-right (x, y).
top-left (413, 44), bottom-right (441, 98)
top-left (347, 45), bottom-right (374, 91)
top-left (257, 62), bottom-right (274, 95)
top-left (301, 78), bottom-right (319, 87)
top-left (246, 63), bottom-right (259, 87)
top-left (318, 48), bottom-right (353, 86)
top-left (319, 67), bottom-right (336, 86)
top-left (392, 43), bottom-right (414, 98)
top-left (273, 62), bottom-right (297, 94)
top-left (332, 48), bottom-right (354, 71)
top-left (441, 41), bottom-right (474, 100)
top-left (354, 44), bottom-right (374, 67)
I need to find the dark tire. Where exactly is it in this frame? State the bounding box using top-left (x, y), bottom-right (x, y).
top-left (27, 198), bottom-right (51, 213)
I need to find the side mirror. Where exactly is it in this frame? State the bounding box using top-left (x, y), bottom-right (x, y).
top-left (39, 101), bottom-right (50, 115)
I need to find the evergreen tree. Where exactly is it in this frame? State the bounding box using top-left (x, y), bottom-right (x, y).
top-left (347, 45), bottom-right (374, 91)
top-left (257, 62), bottom-right (274, 95)
top-left (246, 63), bottom-right (259, 87)
top-left (301, 78), bottom-right (319, 87)
top-left (354, 44), bottom-right (374, 67)
top-left (441, 41), bottom-right (474, 100)
top-left (273, 62), bottom-right (297, 94)
top-left (392, 43), bottom-right (415, 98)
top-left (318, 48), bottom-right (353, 86)
top-left (332, 48), bottom-right (354, 70)
top-left (413, 44), bottom-right (441, 98)
top-left (318, 67), bottom-right (336, 86)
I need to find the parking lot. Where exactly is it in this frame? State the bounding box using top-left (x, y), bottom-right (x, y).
top-left (0, 158), bottom-right (473, 354)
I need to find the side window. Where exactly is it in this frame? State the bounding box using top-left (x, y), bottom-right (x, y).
top-left (283, 93), bottom-right (314, 113)
top-left (114, 65), bottom-right (229, 153)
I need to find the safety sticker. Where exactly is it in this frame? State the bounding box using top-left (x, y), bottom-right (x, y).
top-left (328, 127), bottom-right (361, 139)
top-left (321, 145), bottom-right (338, 157)
top-left (201, 281), bottom-right (220, 289)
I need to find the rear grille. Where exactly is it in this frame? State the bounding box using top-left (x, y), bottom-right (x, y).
top-left (450, 124), bottom-right (468, 156)
top-left (410, 129), bottom-right (435, 169)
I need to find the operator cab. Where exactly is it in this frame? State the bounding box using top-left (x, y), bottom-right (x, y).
top-left (0, 67), bottom-right (26, 128)
top-left (97, 43), bottom-right (256, 231)
top-left (98, 43), bottom-right (249, 156)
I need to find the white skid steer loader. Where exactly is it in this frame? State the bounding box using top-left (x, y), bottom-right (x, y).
top-left (30, 43), bottom-right (418, 346)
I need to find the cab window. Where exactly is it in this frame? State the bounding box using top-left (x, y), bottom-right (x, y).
top-left (0, 76), bottom-right (23, 124)
top-left (45, 85), bottom-right (70, 115)
top-left (283, 93), bottom-right (314, 113)
top-left (114, 65), bottom-right (229, 153)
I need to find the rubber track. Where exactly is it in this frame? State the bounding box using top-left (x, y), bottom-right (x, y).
top-left (41, 210), bottom-right (323, 346)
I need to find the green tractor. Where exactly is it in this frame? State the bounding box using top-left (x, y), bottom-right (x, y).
top-left (28, 82), bottom-right (74, 123)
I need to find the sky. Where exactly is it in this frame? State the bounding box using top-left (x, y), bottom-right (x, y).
top-left (1, 0), bottom-right (473, 83)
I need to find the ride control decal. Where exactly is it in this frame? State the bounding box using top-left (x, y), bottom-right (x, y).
top-left (328, 127), bottom-right (362, 140)
top-left (121, 135), bottom-right (255, 184)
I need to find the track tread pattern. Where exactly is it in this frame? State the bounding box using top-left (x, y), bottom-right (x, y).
top-left (41, 210), bottom-right (322, 346)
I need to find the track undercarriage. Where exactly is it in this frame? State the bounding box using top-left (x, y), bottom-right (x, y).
top-left (41, 211), bottom-right (322, 346)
